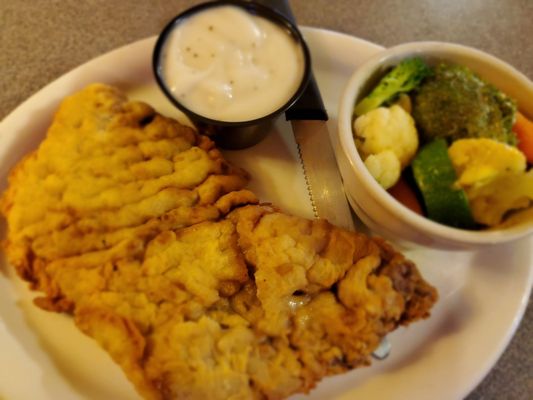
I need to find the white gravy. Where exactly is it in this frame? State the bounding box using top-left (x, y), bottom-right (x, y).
top-left (161, 5), bottom-right (306, 122)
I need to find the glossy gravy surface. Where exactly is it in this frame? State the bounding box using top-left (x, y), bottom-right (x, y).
top-left (161, 5), bottom-right (305, 122)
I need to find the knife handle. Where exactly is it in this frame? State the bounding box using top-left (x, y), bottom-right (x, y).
top-left (256, 0), bottom-right (295, 21)
top-left (252, 0), bottom-right (328, 121)
top-left (286, 78), bottom-right (328, 121)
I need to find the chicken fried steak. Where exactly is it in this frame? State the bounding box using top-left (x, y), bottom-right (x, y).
top-left (1, 84), bottom-right (437, 400)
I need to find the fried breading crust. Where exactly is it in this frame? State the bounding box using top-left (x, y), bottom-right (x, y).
top-left (1, 84), bottom-right (257, 310)
top-left (1, 85), bottom-right (437, 400)
top-left (59, 205), bottom-right (436, 400)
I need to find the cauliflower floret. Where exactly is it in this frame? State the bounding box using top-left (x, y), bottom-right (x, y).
top-left (448, 138), bottom-right (532, 226)
top-left (448, 138), bottom-right (526, 188)
top-left (353, 105), bottom-right (418, 189)
top-left (466, 170), bottom-right (533, 226)
top-left (364, 151), bottom-right (401, 189)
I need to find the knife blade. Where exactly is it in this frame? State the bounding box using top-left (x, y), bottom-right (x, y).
top-left (257, 0), bottom-right (354, 231)
top-left (291, 118), bottom-right (355, 231)
top-left (254, 0), bottom-right (390, 360)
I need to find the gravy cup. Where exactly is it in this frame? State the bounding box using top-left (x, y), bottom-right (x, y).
top-left (152, 0), bottom-right (311, 149)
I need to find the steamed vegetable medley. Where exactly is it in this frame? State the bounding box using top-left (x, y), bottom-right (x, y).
top-left (353, 58), bottom-right (533, 229)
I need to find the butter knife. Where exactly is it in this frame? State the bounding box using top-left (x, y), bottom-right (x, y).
top-left (256, 0), bottom-right (390, 359)
top-left (259, 0), bottom-right (354, 231)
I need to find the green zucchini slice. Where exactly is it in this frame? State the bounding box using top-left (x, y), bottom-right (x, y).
top-left (412, 139), bottom-right (475, 229)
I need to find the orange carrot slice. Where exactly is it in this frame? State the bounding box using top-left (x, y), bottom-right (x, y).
top-left (388, 176), bottom-right (423, 215)
top-left (513, 112), bottom-right (533, 163)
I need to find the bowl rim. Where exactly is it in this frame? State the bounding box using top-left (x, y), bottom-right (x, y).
top-left (337, 40), bottom-right (533, 245)
top-left (152, 0), bottom-right (312, 127)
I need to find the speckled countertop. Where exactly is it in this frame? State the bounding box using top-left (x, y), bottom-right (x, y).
top-left (0, 1), bottom-right (531, 399)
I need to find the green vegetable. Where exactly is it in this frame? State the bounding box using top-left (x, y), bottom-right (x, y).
top-left (354, 58), bottom-right (432, 116)
top-left (412, 63), bottom-right (517, 145)
top-left (412, 139), bottom-right (475, 229)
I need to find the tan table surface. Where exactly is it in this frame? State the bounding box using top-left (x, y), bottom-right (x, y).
top-left (1, 1), bottom-right (531, 399)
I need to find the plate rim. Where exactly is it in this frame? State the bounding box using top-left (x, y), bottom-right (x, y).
top-left (0, 26), bottom-right (531, 400)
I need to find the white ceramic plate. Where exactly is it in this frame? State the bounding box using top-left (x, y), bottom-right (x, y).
top-left (0, 28), bottom-right (531, 400)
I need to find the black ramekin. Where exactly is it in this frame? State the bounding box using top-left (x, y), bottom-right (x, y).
top-left (152, 0), bottom-right (311, 149)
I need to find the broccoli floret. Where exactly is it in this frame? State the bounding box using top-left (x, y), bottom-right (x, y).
top-left (354, 58), bottom-right (432, 116)
top-left (412, 63), bottom-right (517, 145)
top-left (489, 85), bottom-right (517, 144)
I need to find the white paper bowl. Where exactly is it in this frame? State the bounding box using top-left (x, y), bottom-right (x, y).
top-left (336, 41), bottom-right (533, 249)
